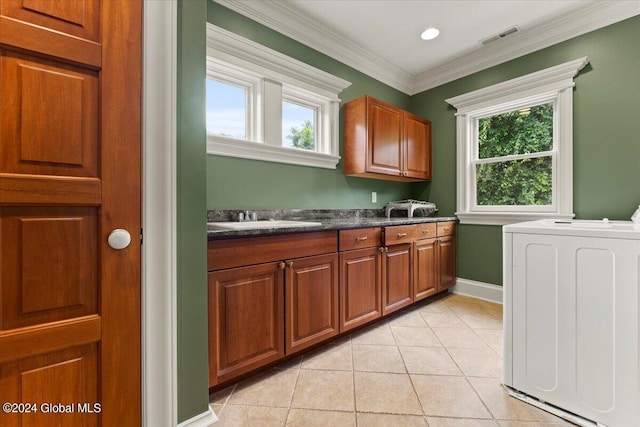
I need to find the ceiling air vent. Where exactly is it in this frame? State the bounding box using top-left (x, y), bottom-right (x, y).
top-left (480, 26), bottom-right (520, 45)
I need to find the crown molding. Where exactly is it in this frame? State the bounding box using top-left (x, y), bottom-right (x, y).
top-left (214, 0), bottom-right (640, 96)
top-left (214, 0), bottom-right (414, 94)
top-left (412, 1), bottom-right (640, 94)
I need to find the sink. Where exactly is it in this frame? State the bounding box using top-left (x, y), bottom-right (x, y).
top-left (207, 220), bottom-right (322, 230)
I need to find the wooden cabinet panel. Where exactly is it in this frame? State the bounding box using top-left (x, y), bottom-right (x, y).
top-left (339, 227), bottom-right (381, 251)
top-left (367, 99), bottom-right (403, 176)
top-left (384, 224), bottom-right (417, 246)
top-left (208, 263), bottom-right (284, 386)
top-left (285, 254), bottom-right (339, 354)
top-left (438, 235), bottom-right (456, 291)
top-left (437, 221), bottom-right (456, 237)
top-left (414, 239), bottom-right (438, 301)
top-left (344, 95), bottom-right (431, 182)
top-left (208, 231), bottom-right (337, 270)
top-left (404, 112), bottom-right (432, 180)
top-left (339, 247), bottom-right (382, 332)
top-left (382, 243), bottom-right (413, 315)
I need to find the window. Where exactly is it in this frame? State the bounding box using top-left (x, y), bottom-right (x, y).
top-left (206, 24), bottom-right (351, 169)
top-left (446, 57), bottom-right (588, 225)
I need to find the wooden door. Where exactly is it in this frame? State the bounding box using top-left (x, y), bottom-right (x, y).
top-left (339, 247), bottom-right (382, 332)
top-left (367, 98), bottom-right (403, 176)
top-left (404, 112), bottom-right (432, 180)
top-left (382, 244), bottom-right (413, 315)
top-left (208, 263), bottom-right (285, 386)
top-left (438, 236), bottom-right (457, 291)
top-left (414, 239), bottom-right (438, 301)
top-left (0, 1), bottom-right (141, 426)
top-left (285, 253), bottom-right (339, 354)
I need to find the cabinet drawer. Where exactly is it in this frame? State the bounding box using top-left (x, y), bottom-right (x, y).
top-left (414, 223), bottom-right (436, 240)
top-left (339, 227), bottom-right (382, 251)
top-left (437, 221), bottom-right (456, 237)
top-left (208, 231), bottom-right (338, 270)
top-left (384, 224), bottom-right (416, 245)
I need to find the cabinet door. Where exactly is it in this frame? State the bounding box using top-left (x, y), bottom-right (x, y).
top-left (339, 247), bottom-right (382, 332)
top-left (437, 236), bottom-right (456, 291)
top-left (414, 239), bottom-right (438, 301)
top-left (285, 253), bottom-right (339, 354)
top-left (208, 263), bottom-right (284, 386)
top-left (367, 99), bottom-right (403, 176)
top-left (382, 243), bottom-right (413, 315)
top-left (403, 112), bottom-right (432, 180)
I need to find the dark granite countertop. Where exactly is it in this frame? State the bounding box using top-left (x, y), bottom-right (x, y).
top-left (207, 209), bottom-right (457, 239)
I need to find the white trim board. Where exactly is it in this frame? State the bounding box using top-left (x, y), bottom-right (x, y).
top-left (143, 0), bottom-right (218, 426)
top-left (214, 0), bottom-right (640, 95)
top-left (142, 0), bottom-right (178, 425)
top-left (177, 407), bottom-right (218, 427)
top-left (452, 278), bottom-right (504, 305)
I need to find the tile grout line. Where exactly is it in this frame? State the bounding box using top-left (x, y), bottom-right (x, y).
top-left (281, 356), bottom-right (303, 426)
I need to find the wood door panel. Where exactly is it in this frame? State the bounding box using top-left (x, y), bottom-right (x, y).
top-left (438, 236), bottom-right (457, 291)
top-left (0, 207), bottom-right (97, 329)
top-left (285, 254), bottom-right (339, 354)
top-left (404, 113), bottom-right (431, 180)
top-left (0, 0), bottom-right (100, 67)
top-left (0, 52), bottom-right (99, 178)
top-left (0, 174), bottom-right (101, 205)
top-left (339, 248), bottom-right (381, 332)
top-left (209, 264), bottom-right (284, 386)
top-left (382, 244), bottom-right (413, 315)
top-left (367, 100), bottom-right (402, 175)
top-left (414, 239), bottom-right (437, 301)
top-left (0, 344), bottom-right (98, 427)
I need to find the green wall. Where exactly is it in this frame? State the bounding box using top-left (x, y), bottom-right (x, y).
top-left (411, 15), bottom-right (640, 285)
top-left (177, 0), bottom-right (209, 422)
top-left (207, 1), bottom-right (415, 209)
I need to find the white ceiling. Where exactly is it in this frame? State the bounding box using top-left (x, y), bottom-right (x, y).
top-left (288, 0), bottom-right (590, 75)
top-left (215, 0), bottom-right (640, 94)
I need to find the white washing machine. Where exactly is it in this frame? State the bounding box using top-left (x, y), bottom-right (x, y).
top-left (503, 219), bottom-right (640, 427)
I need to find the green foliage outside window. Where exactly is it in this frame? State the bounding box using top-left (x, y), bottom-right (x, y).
top-left (287, 120), bottom-right (315, 150)
top-left (476, 103), bottom-right (553, 206)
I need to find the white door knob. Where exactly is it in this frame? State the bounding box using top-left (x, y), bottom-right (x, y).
top-left (108, 229), bottom-right (131, 250)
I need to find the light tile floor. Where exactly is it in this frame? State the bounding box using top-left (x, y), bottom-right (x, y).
top-left (210, 293), bottom-right (573, 426)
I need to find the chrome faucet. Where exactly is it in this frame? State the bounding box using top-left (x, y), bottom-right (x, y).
top-left (238, 211), bottom-right (257, 222)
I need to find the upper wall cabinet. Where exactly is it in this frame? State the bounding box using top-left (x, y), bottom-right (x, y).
top-left (343, 96), bottom-right (431, 182)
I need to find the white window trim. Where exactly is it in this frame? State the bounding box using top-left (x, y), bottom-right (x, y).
top-left (206, 23), bottom-right (351, 169)
top-left (446, 57), bottom-right (588, 226)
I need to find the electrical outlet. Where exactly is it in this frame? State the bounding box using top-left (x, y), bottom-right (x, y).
top-left (371, 191), bottom-right (377, 203)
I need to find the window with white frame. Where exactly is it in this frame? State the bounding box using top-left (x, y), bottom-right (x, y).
top-left (206, 24), bottom-right (351, 169)
top-left (446, 57), bottom-right (588, 225)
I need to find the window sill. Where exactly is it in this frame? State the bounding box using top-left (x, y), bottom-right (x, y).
top-left (456, 211), bottom-right (575, 226)
top-left (207, 135), bottom-right (340, 169)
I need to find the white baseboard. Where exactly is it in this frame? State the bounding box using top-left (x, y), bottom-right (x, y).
top-left (451, 278), bottom-right (503, 304)
top-left (177, 407), bottom-right (218, 427)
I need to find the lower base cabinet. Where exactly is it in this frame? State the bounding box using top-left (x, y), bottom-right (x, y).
top-left (208, 223), bottom-right (456, 388)
top-left (382, 243), bottom-right (413, 315)
top-left (339, 247), bottom-right (382, 332)
top-left (285, 253), bottom-right (339, 354)
top-left (208, 263), bottom-right (284, 387)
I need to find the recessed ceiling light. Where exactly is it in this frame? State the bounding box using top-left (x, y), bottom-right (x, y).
top-left (420, 27), bottom-right (440, 41)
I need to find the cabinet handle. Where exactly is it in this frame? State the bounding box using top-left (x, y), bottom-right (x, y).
top-left (385, 247), bottom-right (389, 252)
top-left (397, 232), bottom-right (408, 237)
top-left (356, 236), bottom-right (368, 241)
top-left (286, 261), bottom-right (294, 268)
top-left (278, 262), bottom-right (286, 270)
top-left (379, 247), bottom-right (384, 252)
top-left (421, 229), bottom-right (431, 234)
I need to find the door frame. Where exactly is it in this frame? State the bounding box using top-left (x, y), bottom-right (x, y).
top-left (143, 1), bottom-right (217, 426)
